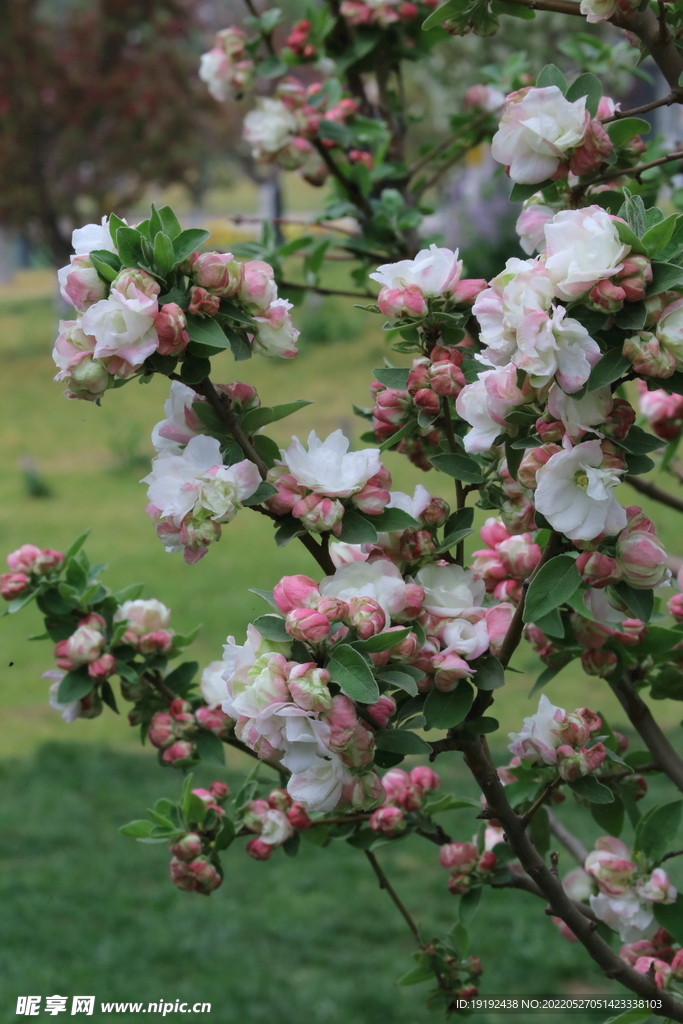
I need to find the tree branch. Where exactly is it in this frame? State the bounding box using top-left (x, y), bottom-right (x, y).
top-left (189, 376), bottom-right (270, 479)
top-left (492, 871), bottom-right (600, 923)
top-left (440, 397), bottom-right (466, 567)
top-left (462, 734), bottom-right (683, 1018)
top-left (279, 280), bottom-right (375, 299)
top-left (603, 91), bottom-right (683, 122)
top-left (625, 473), bottom-right (683, 515)
top-left (581, 150), bottom-right (683, 189)
top-left (609, 672), bottom-right (683, 794)
top-left (547, 810), bottom-right (589, 867)
top-left (364, 849), bottom-right (423, 944)
top-left (312, 140), bottom-right (374, 221)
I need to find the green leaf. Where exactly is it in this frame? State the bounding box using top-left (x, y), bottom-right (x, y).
top-left (242, 481), bottom-right (278, 507)
top-left (215, 817), bottom-right (236, 851)
top-left (327, 645), bottom-right (379, 703)
top-left (474, 655), bottom-right (505, 691)
top-left (335, 511), bottom-right (378, 544)
top-left (378, 420), bottom-right (415, 452)
top-left (642, 213), bottom-right (680, 256)
top-left (397, 963), bottom-right (435, 986)
top-left (116, 226), bottom-right (143, 268)
top-left (564, 73), bottom-right (601, 116)
top-left (459, 885), bottom-right (482, 926)
top-left (612, 582), bottom-right (654, 623)
top-left (185, 314), bottom-right (228, 351)
top-left (443, 508), bottom-right (474, 535)
top-left (120, 819), bottom-right (155, 839)
top-left (421, 0), bottom-right (468, 29)
top-left (614, 219), bottom-right (648, 256)
top-left (173, 228), bottom-right (210, 265)
top-left (423, 681), bottom-right (473, 729)
top-left (64, 530), bottom-right (91, 562)
top-left (359, 507), bottom-right (418, 532)
top-left (195, 729), bottom-right (226, 765)
top-left (356, 628), bottom-right (412, 653)
top-left (534, 607), bottom-right (565, 639)
top-left (510, 180), bottom-right (553, 203)
top-left (57, 669), bottom-right (93, 704)
top-left (180, 354), bottom-right (211, 385)
top-left (603, 1012), bottom-right (653, 1024)
top-left (491, 1), bottom-right (535, 18)
top-left (654, 896), bottom-right (683, 945)
top-left (429, 452), bottom-right (483, 484)
top-left (585, 349), bottom-right (630, 392)
top-left (536, 64), bottom-right (567, 92)
top-left (89, 249), bottom-right (121, 282)
top-left (256, 55), bottom-right (288, 78)
top-left (423, 795), bottom-right (480, 815)
top-left (163, 661), bottom-right (198, 695)
top-left (523, 555), bottom-right (581, 623)
top-left (591, 793), bottom-right (624, 836)
top-left (634, 799), bottom-right (682, 860)
top-left (249, 587), bottom-right (277, 609)
top-left (374, 729), bottom-right (432, 755)
top-left (568, 776), bottom-right (614, 804)
top-left (156, 206), bottom-right (182, 240)
top-left (377, 670), bottom-right (418, 696)
top-left (191, 402), bottom-right (224, 433)
top-left (372, 367), bottom-right (410, 390)
top-left (253, 614), bottom-right (290, 643)
top-left (153, 232), bottom-right (175, 277)
top-left (620, 424), bottom-right (666, 455)
top-left (648, 261), bottom-right (683, 296)
top-left (606, 117), bottom-right (651, 149)
top-left (274, 517), bottom-right (306, 546)
top-left (241, 400), bottom-right (313, 434)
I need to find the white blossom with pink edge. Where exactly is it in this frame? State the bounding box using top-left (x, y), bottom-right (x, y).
top-left (455, 365), bottom-right (531, 454)
top-left (547, 383), bottom-right (612, 439)
top-left (369, 245), bottom-right (463, 297)
top-left (143, 435), bottom-right (261, 526)
top-left (320, 558), bottom-right (414, 621)
top-left (152, 380), bottom-right (204, 452)
top-left (280, 429), bottom-right (382, 498)
top-left (385, 484), bottom-right (433, 520)
top-left (516, 202), bottom-right (554, 255)
top-left (590, 893), bottom-right (657, 943)
top-left (474, 256), bottom-right (554, 368)
top-left (513, 304), bottom-right (600, 393)
top-left (200, 661), bottom-right (229, 707)
top-left (243, 97), bottom-right (298, 160)
top-left (71, 216), bottom-right (119, 256)
top-left (44, 670), bottom-right (81, 723)
top-left (287, 756), bottom-right (353, 812)
top-left (508, 694), bottom-right (566, 765)
top-left (544, 206), bottom-right (629, 301)
top-left (534, 438), bottom-right (627, 541)
top-left (81, 273), bottom-right (159, 373)
top-left (491, 86), bottom-right (589, 184)
top-left (414, 564), bottom-right (485, 618)
top-left (580, 0), bottom-right (617, 22)
top-left (252, 298), bottom-right (299, 359)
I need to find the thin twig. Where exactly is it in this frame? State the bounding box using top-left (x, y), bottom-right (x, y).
top-left (365, 849), bottom-right (422, 944)
top-left (312, 140), bottom-right (374, 221)
top-left (187, 376), bottom-right (269, 479)
top-left (497, 532), bottom-right (562, 669)
top-left (625, 473), bottom-right (683, 515)
top-left (226, 214), bottom-right (361, 238)
top-left (547, 810), bottom-right (589, 867)
top-left (582, 150), bottom-right (683, 189)
top-left (603, 91), bottom-right (683, 122)
top-left (520, 777), bottom-right (562, 830)
top-left (279, 280), bottom-right (375, 299)
top-left (242, 0), bottom-right (276, 54)
top-left (658, 0), bottom-right (672, 44)
top-left (407, 111), bottom-right (493, 181)
top-left (440, 397), bottom-right (466, 567)
top-left (610, 671), bottom-right (683, 794)
top-left (660, 848), bottom-right (683, 864)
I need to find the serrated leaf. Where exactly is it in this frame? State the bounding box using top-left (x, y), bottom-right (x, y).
top-left (523, 555), bottom-right (581, 623)
top-left (356, 628), bottom-right (412, 653)
top-left (377, 670), bottom-right (418, 696)
top-left (473, 655), bottom-right (505, 691)
top-left (568, 776), bottom-right (614, 804)
top-left (372, 367), bottom-right (410, 390)
top-left (423, 680), bottom-right (473, 729)
top-left (634, 799), bottom-right (682, 860)
top-left (253, 614), bottom-right (290, 643)
top-left (612, 582), bottom-right (653, 623)
top-left (173, 228), bottom-right (210, 264)
top-left (429, 452), bottom-right (483, 484)
top-left (335, 511), bottom-right (378, 544)
top-left (327, 645), bottom-right (379, 703)
top-left (185, 314), bottom-right (228, 350)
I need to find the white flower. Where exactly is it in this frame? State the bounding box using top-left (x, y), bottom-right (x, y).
top-left (252, 299), bottom-right (299, 359)
top-left (583, 588), bottom-right (627, 624)
top-left (199, 49), bottom-right (232, 102)
top-left (143, 435), bottom-right (261, 526)
top-left (656, 298), bottom-right (683, 367)
top-left (547, 383), bottom-right (612, 439)
top-left (589, 893), bottom-right (656, 943)
top-left (259, 808), bottom-right (295, 845)
top-left (455, 365), bottom-right (530, 454)
top-left (320, 558), bottom-right (412, 620)
top-left (152, 381), bottom-right (204, 452)
top-left (113, 599), bottom-right (171, 635)
top-left (200, 661), bottom-right (229, 707)
top-left (474, 257), bottom-right (554, 368)
top-left (414, 564), bottom-right (485, 618)
top-left (243, 98), bottom-right (298, 160)
top-left (81, 293), bottom-right (157, 371)
top-left (281, 429), bottom-right (381, 498)
top-left (544, 206), bottom-right (629, 301)
top-left (369, 244), bottom-right (463, 297)
top-left (580, 0), bottom-right (617, 22)
top-left (287, 755), bottom-right (353, 812)
top-left (491, 86), bottom-right (589, 184)
top-left (439, 617), bottom-right (489, 659)
top-left (534, 438), bottom-right (627, 541)
top-left (516, 203), bottom-right (554, 255)
top-left (514, 305), bottom-right (600, 393)
top-left (508, 694), bottom-right (564, 765)
top-left (72, 216), bottom-right (118, 256)
top-left (45, 670), bottom-right (81, 723)
top-left (386, 485), bottom-right (432, 520)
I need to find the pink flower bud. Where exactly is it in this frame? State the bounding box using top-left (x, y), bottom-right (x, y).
top-left (585, 836), bottom-right (636, 895)
top-left (451, 278), bottom-right (487, 305)
top-left (471, 549), bottom-right (508, 590)
top-left (161, 740), bottom-right (196, 765)
top-left (440, 842), bottom-right (478, 871)
top-left (485, 603), bottom-right (515, 657)
top-left (477, 850), bottom-right (497, 872)
top-left (186, 856), bottom-right (223, 894)
top-left (193, 251), bottom-right (242, 296)
top-left (62, 625), bottom-right (104, 666)
top-left (372, 388), bottom-right (412, 435)
top-left (413, 388), bottom-right (440, 418)
top-left (367, 695), bottom-right (396, 727)
top-left (148, 712), bottom-right (175, 749)
top-left (433, 650), bottom-right (474, 691)
top-left (265, 469), bottom-right (306, 514)
top-left (245, 837), bottom-right (274, 860)
top-left (1, 572), bottom-right (29, 599)
top-left (285, 608), bottom-right (330, 644)
top-left (518, 444), bottom-right (562, 490)
top-left (210, 780), bottom-right (229, 801)
top-left (352, 480), bottom-right (391, 515)
top-left (612, 618), bottom-right (647, 645)
top-left (341, 770), bottom-right (385, 810)
top-left (501, 496), bottom-right (537, 534)
top-left (398, 528), bottom-right (436, 562)
top-left (493, 579), bottom-right (522, 604)
top-left (617, 255), bottom-right (653, 303)
top-left (448, 873), bottom-right (472, 895)
top-left (398, 583), bottom-right (425, 621)
top-left (188, 286), bottom-right (221, 317)
top-left (169, 856), bottom-right (196, 891)
top-left (87, 653), bottom-right (116, 679)
top-left (169, 833), bottom-right (203, 861)
top-left (569, 118), bottom-right (613, 177)
top-left (369, 805), bottom-right (406, 836)
top-left (497, 534), bottom-right (541, 578)
top-left (581, 649), bottom-right (618, 677)
top-left (377, 284), bottom-right (428, 319)
top-left (267, 788), bottom-right (292, 812)
top-left (6, 544), bottom-right (42, 572)
top-left (345, 596), bottom-right (386, 639)
top-left (672, 949), bottom-right (683, 978)
top-left (154, 303), bottom-right (189, 356)
top-left (620, 939), bottom-right (657, 967)
top-left (317, 596), bottom-right (349, 622)
top-left (58, 254), bottom-right (108, 310)
top-left (556, 742), bottom-right (607, 781)
top-left (195, 705), bottom-right (231, 736)
top-left (410, 766), bottom-right (440, 794)
top-left (292, 493), bottom-right (345, 533)
top-left (287, 802), bottom-right (312, 829)
top-left (34, 548), bottom-right (65, 574)
top-left (668, 593), bottom-right (683, 621)
top-left (239, 261), bottom-right (277, 311)
top-left (633, 957), bottom-right (671, 989)
top-left (623, 332), bottom-right (675, 378)
top-left (616, 519), bottom-right (669, 589)
top-left (429, 361), bottom-right (465, 397)
top-left (418, 496), bottom-right (450, 527)
top-left (576, 551), bottom-right (622, 589)
top-left (636, 867), bottom-right (677, 904)
top-left (273, 574), bottom-right (320, 614)
top-left (288, 662), bottom-right (332, 712)
top-left (138, 630), bottom-right (175, 654)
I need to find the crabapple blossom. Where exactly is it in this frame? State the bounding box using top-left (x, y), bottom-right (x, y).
top-left (280, 429), bottom-right (382, 498)
top-left (544, 206), bottom-right (629, 301)
top-left (415, 563), bottom-right (485, 618)
top-left (113, 599), bottom-right (171, 638)
top-left (555, 743), bottom-right (607, 781)
top-left (534, 439), bottom-right (627, 541)
top-left (491, 86), bottom-right (590, 184)
top-left (474, 256), bottom-right (553, 367)
top-left (71, 216), bottom-right (118, 256)
top-left (199, 28), bottom-right (253, 100)
top-left (243, 97), bottom-right (298, 161)
top-left (58, 255), bottom-right (107, 311)
top-left (369, 245), bottom-right (463, 305)
top-left (456, 364), bottom-right (532, 453)
top-left (151, 381), bottom-right (205, 452)
top-left (320, 559), bottom-right (415, 622)
top-left (616, 508), bottom-right (670, 589)
top-left (516, 203), bottom-right (554, 255)
top-left (252, 298), bottom-right (300, 359)
top-left (547, 383), bottom-right (612, 439)
top-left (369, 806), bottom-right (406, 835)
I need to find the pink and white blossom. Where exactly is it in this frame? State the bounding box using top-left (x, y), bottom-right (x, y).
top-left (243, 98), bottom-right (298, 161)
top-left (516, 203), bottom-right (554, 255)
top-left (369, 245), bottom-right (463, 298)
top-left (534, 439), bottom-right (627, 541)
top-left (544, 206), bottom-right (629, 301)
top-left (491, 86), bottom-right (589, 184)
top-left (456, 365), bottom-right (532, 453)
top-left (320, 558), bottom-right (416, 621)
top-left (415, 564), bottom-right (485, 618)
top-left (151, 381), bottom-right (204, 452)
top-left (280, 429), bottom-right (382, 498)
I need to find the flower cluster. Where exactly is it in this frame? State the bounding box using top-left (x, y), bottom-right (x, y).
top-left (340, 0), bottom-right (438, 28)
top-left (637, 381), bottom-right (683, 442)
top-left (1, 544), bottom-right (64, 601)
top-left (620, 930), bottom-right (683, 991)
top-left (369, 244), bottom-right (485, 321)
top-left (168, 782), bottom-right (230, 895)
top-left (199, 27), bottom-right (254, 101)
top-left (471, 518), bottom-right (541, 604)
top-left (242, 788), bottom-right (312, 860)
top-left (585, 836), bottom-right (677, 942)
top-left (369, 766), bottom-right (441, 835)
top-left (439, 839), bottom-right (498, 896)
top-left (508, 695), bottom-right (607, 782)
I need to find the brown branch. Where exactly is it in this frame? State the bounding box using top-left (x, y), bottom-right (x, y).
top-left (462, 734), bottom-right (683, 1018)
top-left (279, 280), bottom-right (375, 299)
top-left (520, 777), bottom-right (562, 829)
top-left (603, 91), bottom-right (683, 122)
top-left (364, 850), bottom-right (423, 944)
top-left (609, 672), bottom-right (683, 794)
top-left (657, 0), bottom-right (672, 46)
top-left (625, 473), bottom-right (683, 515)
top-left (547, 810), bottom-right (589, 867)
top-left (226, 214), bottom-right (362, 238)
top-left (659, 848), bottom-right (683, 864)
top-left (223, 735), bottom-right (289, 779)
top-left (242, 0), bottom-right (276, 55)
top-left (407, 111), bottom-right (494, 181)
top-left (584, 150), bottom-right (683, 188)
top-left (440, 397), bottom-right (466, 568)
top-left (312, 141), bottom-right (374, 221)
top-left (186, 376), bottom-right (269, 479)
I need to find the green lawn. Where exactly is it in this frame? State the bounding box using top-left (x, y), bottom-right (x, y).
top-left (1, 269), bottom-right (683, 1021)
